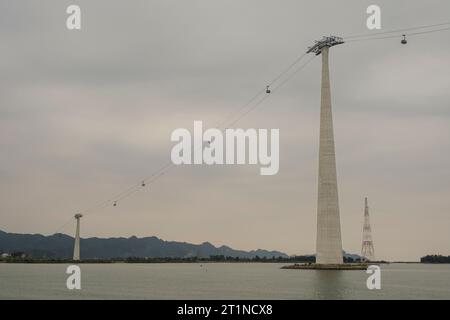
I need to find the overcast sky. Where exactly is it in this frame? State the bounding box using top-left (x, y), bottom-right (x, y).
top-left (1, 0), bottom-right (449, 261)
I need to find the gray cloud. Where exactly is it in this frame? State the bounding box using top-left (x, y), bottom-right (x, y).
top-left (1, 0), bottom-right (450, 260)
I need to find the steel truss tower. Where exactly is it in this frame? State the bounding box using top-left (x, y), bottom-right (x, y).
top-left (361, 197), bottom-right (375, 262)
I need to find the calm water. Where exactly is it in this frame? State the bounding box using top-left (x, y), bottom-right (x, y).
top-left (0, 263), bottom-right (449, 299)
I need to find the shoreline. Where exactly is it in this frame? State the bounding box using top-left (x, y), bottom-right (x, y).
top-left (1, 260), bottom-right (427, 265)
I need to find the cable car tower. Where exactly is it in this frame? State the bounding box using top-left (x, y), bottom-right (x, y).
top-left (73, 213), bottom-right (83, 261)
top-left (307, 36), bottom-right (345, 265)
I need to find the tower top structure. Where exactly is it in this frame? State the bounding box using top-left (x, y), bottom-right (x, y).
top-left (307, 36), bottom-right (344, 55)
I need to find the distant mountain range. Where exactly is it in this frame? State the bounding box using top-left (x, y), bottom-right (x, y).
top-left (0, 230), bottom-right (288, 259)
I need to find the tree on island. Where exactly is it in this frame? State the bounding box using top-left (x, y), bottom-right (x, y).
top-left (421, 255), bottom-right (450, 263)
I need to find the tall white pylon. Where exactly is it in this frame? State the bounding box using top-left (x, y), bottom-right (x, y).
top-left (73, 213), bottom-right (83, 261)
top-left (361, 197), bottom-right (375, 262)
top-left (308, 36), bottom-right (344, 265)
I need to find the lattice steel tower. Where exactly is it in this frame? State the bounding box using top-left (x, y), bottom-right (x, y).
top-left (361, 197), bottom-right (375, 261)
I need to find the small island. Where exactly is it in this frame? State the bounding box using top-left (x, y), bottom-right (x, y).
top-left (420, 255), bottom-right (450, 263)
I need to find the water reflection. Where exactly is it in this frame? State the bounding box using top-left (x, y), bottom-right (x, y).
top-left (312, 270), bottom-right (346, 299)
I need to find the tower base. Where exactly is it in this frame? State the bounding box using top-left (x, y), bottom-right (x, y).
top-left (281, 263), bottom-right (369, 270)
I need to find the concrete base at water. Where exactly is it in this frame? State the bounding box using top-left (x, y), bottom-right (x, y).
top-left (281, 263), bottom-right (369, 270)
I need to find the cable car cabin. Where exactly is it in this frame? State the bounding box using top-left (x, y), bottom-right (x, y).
top-left (401, 35), bottom-right (407, 44)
